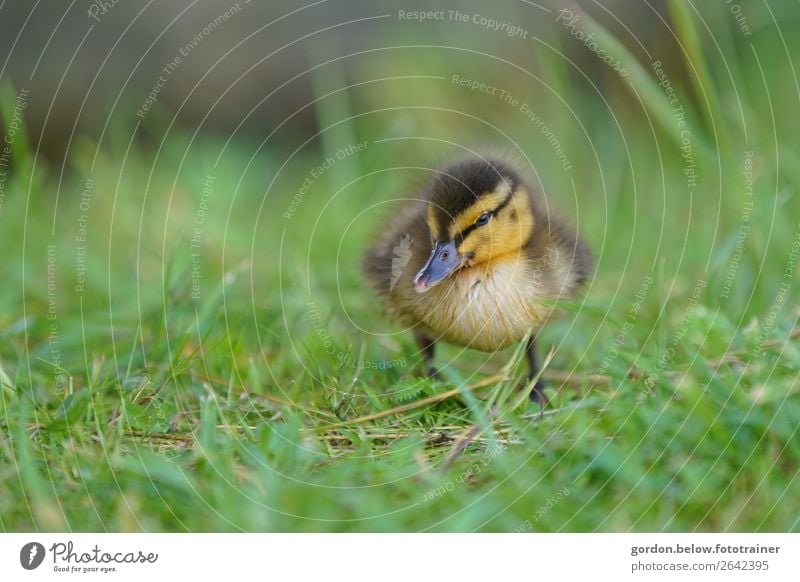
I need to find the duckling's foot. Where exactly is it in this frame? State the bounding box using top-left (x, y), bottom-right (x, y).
top-left (414, 331), bottom-right (439, 380)
top-left (528, 378), bottom-right (549, 407)
top-left (524, 336), bottom-right (548, 407)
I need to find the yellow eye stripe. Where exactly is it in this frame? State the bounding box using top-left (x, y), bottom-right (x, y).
top-left (447, 189), bottom-right (510, 240)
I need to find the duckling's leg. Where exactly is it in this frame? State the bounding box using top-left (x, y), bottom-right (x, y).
top-left (414, 330), bottom-right (439, 378)
top-left (525, 336), bottom-right (548, 406)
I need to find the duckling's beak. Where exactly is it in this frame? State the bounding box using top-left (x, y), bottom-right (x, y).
top-left (413, 241), bottom-right (462, 293)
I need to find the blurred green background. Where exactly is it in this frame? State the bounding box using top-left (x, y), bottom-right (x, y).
top-left (0, 0), bottom-right (798, 532)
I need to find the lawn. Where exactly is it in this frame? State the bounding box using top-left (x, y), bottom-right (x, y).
top-left (1, 1), bottom-right (799, 532)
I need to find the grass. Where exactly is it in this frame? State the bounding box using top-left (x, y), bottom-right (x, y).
top-left (1, 3), bottom-right (799, 532)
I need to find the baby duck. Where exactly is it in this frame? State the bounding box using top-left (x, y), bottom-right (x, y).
top-left (363, 155), bottom-right (592, 404)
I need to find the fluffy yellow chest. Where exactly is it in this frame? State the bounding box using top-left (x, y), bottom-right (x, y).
top-left (413, 254), bottom-right (552, 351)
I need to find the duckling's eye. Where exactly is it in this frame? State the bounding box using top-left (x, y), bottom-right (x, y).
top-left (475, 213), bottom-right (490, 227)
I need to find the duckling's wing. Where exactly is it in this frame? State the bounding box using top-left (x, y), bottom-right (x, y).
top-left (525, 196), bottom-right (594, 297)
top-left (361, 199), bottom-right (433, 299)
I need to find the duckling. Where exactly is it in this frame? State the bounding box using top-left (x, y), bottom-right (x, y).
top-left (362, 155), bottom-right (593, 404)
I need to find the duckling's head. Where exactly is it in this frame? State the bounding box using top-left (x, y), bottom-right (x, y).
top-left (413, 157), bottom-right (534, 293)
